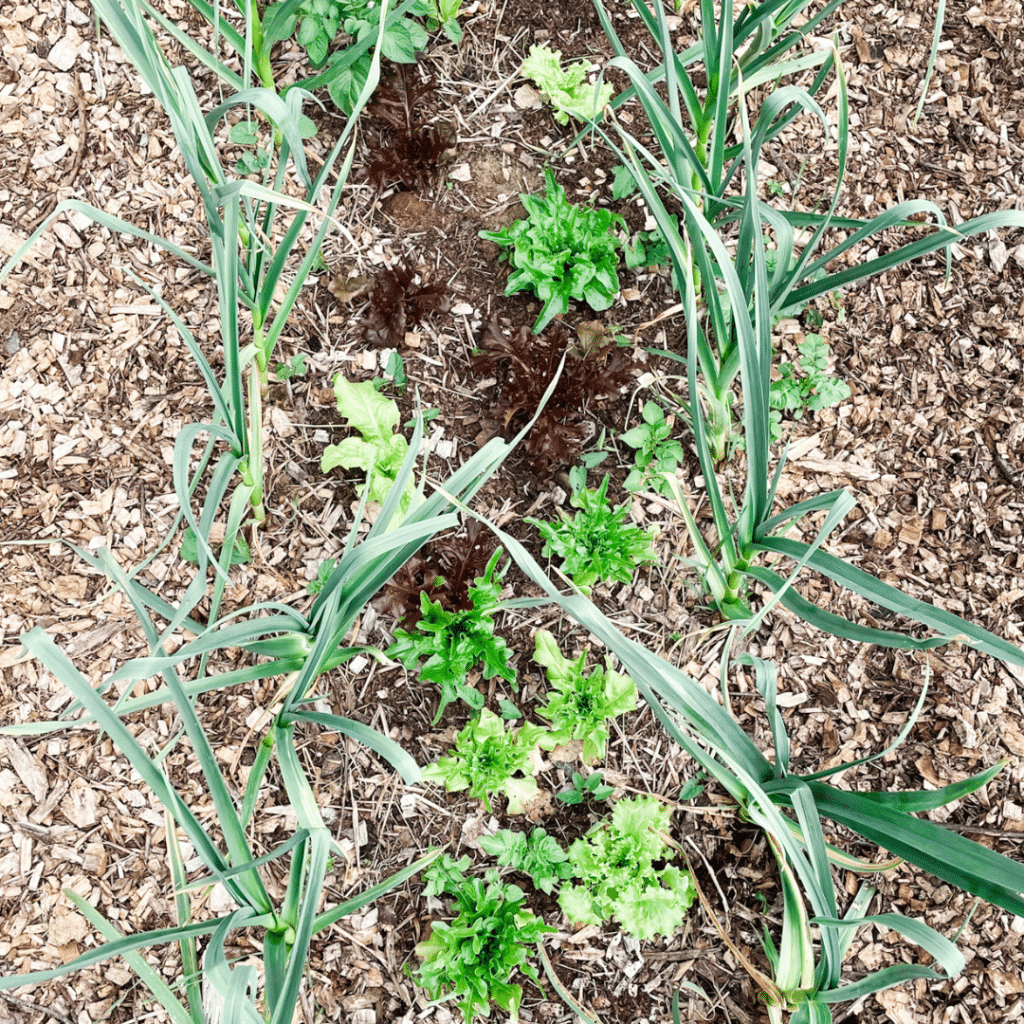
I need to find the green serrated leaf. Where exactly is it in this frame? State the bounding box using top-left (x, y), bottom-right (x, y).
top-left (521, 44), bottom-right (614, 125)
top-left (527, 476), bottom-right (656, 590)
top-left (561, 796), bottom-right (695, 940)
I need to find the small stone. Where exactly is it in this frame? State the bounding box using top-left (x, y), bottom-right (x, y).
top-left (513, 83), bottom-right (543, 110)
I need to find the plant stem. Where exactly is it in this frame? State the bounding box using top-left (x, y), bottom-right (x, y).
top-left (246, 363), bottom-right (265, 521)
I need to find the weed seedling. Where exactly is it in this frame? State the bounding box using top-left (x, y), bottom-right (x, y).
top-left (274, 352), bottom-right (307, 381)
top-left (418, 0), bottom-right (465, 42)
top-left (620, 400), bottom-right (685, 495)
top-left (557, 770), bottom-right (615, 805)
top-left (306, 558), bottom-right (337, 596)
top-left (769, 333), bottom-right (850, 443)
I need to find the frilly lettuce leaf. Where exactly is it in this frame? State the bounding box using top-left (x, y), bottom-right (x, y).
top-left (332, 375), bottom-right (399, 444)
top-left (321, 375), bottom-right (419, 521)
top-left (521, 44), bottom-right (614, 125)
top-left (409, 864), bottom-right (554, 1024)
top-left (559, 796), bottom-right (695, 940)
top-left (422, 709), bottom-right (542, 813)
top-left (532, 629), bottom-right (637, 763)
top-left (387, 550), bottom-right (516, 722)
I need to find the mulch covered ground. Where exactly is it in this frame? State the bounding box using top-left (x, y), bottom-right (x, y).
top-left (2, 0), bottom-right (1024, 1021)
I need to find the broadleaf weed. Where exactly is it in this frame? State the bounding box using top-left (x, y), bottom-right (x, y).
top-left (556, 770), bottom-right (614, 805)
top-left (769, 332), bottom-right (850, 443)
top-left (478, 827), bottom-right (572, 894)
top-left (620, 399), bottom-right (685, 495)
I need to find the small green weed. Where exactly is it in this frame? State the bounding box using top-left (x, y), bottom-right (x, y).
top-left (624, 226), bottom-right (673, 271)
top-left (274, 352), bottom-right (307, 381)
top-left (769, 333), bottom-right (850, 443)
top-left (228, 119), bottom-right (272, 176)
top-left (306, 558), bottom-right (337, 596)
top-left (418, 0), bottom-right (465, 42)
top-left (557, 770), bottom-right (614, 805)
top-left (620, 400), bottom-right (685, 495)
top-left (373, 350), bottom-right (408, 393)
top-left (180, 527), bottom-right (251, 566)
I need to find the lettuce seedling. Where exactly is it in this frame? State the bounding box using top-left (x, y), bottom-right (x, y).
top-left (526, 476), bottom-right (656, 590)
top-left (532, 630), bottom-right (636, 763)
top-left (520, 44), bottom-right (614, 125)
top-left (321, 375), bottom-right (419, 519)
top-left (410, 857), bottom-right (554, 1023)
top-left (559, 796), bottom-right (697, 941)
top-left (480, 168), bottom-right (625, 333)
top-left (479, 827), bottom-right (572, 894)
top-left (422, 709), bottom-right (546, 813)
top-left (388, 549), bottom-right (516, 721)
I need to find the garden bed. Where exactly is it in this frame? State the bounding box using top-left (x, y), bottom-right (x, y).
top-left (2, 0), bottom-right (1024, 1022)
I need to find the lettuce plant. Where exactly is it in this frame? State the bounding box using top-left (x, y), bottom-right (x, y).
top-left (388, 549), bottom-right (516, 721)
top-left (521, 44), bottom-right (614, 125)
top-left (480, 168), bottom-right (625, 333)
top-left (410, 856), bottom-right (554, 1023)
top-left (559, 796), bottom-right (696, 941)
top-left (532, 629), bottom-right (636, 763)
top-left (421, 709), bottom-right (546, 813)
top-left (526, 475), bottom-right (656, 590)
top-left (321, 375), bottom-right (420, 518)
top-left (479, 827), bottom-right (572, 894)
